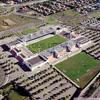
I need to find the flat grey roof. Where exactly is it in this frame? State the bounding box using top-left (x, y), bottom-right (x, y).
top-left (27, 56), bottom-right (45, 67)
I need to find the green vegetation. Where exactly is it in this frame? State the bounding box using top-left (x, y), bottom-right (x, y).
top-left (61, 9), bottom-right (80, 16)
top-left (22, 28), bottom-right (38, 35)
top-left (8, 90), bottom-right (26, 100)
top-left (47, 9), bottom-right (84, 26)
top-left (44, 9), bottom-right (80, 25)
top-left (45, 16), bottom-right (59, 25)
top-left (89, 10), bottom-right (100, 18)
top-left (0, 84), bottom-right (27, 100)
top-left (0, 6), bottom-right (5, 13)
top-left (0, 14), bottom-right (43, 35)
top-left (3, 84), bottom-right (13, 93)
top-left (27, 35), bottom-right (66, 53)
top-left (56, 52), bottom-right (100, 88)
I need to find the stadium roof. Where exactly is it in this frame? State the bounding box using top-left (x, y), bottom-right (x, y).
top-left (20, 28), bottom-right (55, 42)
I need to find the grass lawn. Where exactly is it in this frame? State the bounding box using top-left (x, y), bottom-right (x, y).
top-left (27, 35), bottom-right (66, 53)
top-left (56, 52), bottom-right (100, 88)
top-left (45, 15), bottom-right (59, 25)
top-left (8, 90), bottom-right (26, 100)
top-left (21, 28), bottom-right (38, 35)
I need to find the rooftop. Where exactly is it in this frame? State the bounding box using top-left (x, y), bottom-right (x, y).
top-left (14, 46), bottom-right (33, 59)
top-left (27, 56), bottom-right (45, 67)
top-left (20, 27), bottom-right (55, 42)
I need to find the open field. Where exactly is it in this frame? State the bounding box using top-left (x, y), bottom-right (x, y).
top-left (45, 9), bottom-right (100, 26)
top-left (45, 9), bottom-right (87, 26)
top-left (21, 27), bottom-right (38, 35)
top-left (0, 14), bottom-right (43, 32)
top-left (27, 35), bottom-right (66, 53)
top-left (14, 9), bottom-right (83, 36)
top-left (0, 9), bottom-right (99, 38)
top-left (89, 10), bottom-right (100, 18)
top-left (45, 15), bottom-right (59, 25)
top-left (56, 52), bottom-right (100, 88)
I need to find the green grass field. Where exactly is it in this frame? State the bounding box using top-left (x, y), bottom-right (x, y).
top-left (22, 28), bottom-right (38, 35)
top-left (27, 35), bottom-right (66, 53)
top-left (56, 52), bottom-right (100, 88)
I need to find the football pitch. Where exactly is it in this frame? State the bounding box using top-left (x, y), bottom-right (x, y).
top-left (56, 52), bottom-right (100, 88)
top-left (27, 35), bottom-right (66, 53)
